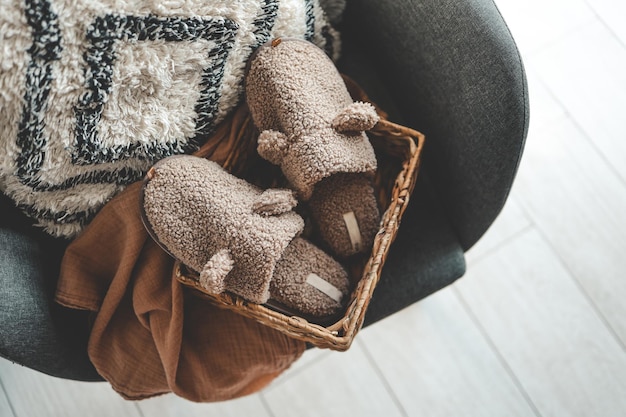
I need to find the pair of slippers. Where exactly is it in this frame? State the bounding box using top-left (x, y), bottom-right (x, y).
top-left (141, 39), bottom-right (381, 319)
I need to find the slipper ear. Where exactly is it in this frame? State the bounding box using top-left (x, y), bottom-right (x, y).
top-left (199, 249), bottom-right (234, 294)
top-left (253, 189), bottom-right (298, 216)
top-left (332, 101), bottom-right (379, 133)
top-left (257, 130), bottom-right (290, 165)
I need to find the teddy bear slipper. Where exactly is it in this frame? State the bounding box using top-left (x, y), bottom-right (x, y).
top-left (245, 38), bottom-right (381, 258)
top-left (140, 155), bottom-right (350, 319)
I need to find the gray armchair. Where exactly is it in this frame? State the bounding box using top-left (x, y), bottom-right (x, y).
top-left (0, 0), bottom-right (528, 381)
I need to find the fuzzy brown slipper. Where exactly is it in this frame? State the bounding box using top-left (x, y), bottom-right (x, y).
top-left (308, 173), bottom-right (380, 258)
top-left (270, 237), bottom-right (350, 318)
top-left (245, 38), bottom-right (381, 257)
top-left (245, 38), bottom-right (379, 200)
top-left (141, 155), bottom-right (349, 317)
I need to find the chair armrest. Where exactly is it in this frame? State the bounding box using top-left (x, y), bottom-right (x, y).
top-left (341, 0), bottom-right (529, 250)
top-left (0, 194), bottom-right (101, 381)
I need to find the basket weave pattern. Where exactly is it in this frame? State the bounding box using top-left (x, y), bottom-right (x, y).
top-left (176, 77), bottom-right (425, 351)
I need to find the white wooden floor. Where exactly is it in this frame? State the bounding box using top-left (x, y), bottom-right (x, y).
top-left (3, 0), bottom-right (626, 415)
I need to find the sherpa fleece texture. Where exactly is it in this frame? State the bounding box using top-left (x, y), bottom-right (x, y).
top-left (309, 173), bottom-right (380, 258)
top-left (142, 155), bottom-right (304, 304)
top-left (0, 0), bottom-right (341, 237)
top-left (245, 38), bottom-right (379, 201)
top-left (271, 237), bottom-right (349, 317)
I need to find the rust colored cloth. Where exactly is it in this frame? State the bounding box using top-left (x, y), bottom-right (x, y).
top-left (55, 107), bottom-right (305, 401)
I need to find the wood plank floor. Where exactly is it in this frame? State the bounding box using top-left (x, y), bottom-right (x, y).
top-left (3, 0), bottom-right (626, 415)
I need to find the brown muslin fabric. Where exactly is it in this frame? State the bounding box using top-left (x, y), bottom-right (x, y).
top-left (55, 106), bottom-right (306, 402)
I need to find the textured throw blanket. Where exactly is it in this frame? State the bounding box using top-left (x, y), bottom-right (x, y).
top-left (0, 0), bottom-right (340, 237)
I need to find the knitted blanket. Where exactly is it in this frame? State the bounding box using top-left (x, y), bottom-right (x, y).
top-left (0, 0), bottom-right (340, 237)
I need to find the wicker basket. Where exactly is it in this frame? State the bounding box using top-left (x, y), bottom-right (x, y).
top-left (175, 77), bottom-right (425, 351)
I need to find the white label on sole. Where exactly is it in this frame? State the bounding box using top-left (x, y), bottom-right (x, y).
top-left (306, 273), bottom-right (343, 303)
top-left (343, 211), bottom-right (363, 252)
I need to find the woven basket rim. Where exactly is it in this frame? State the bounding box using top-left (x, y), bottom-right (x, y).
top-left (176, 118), bottom-right (425, 351)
